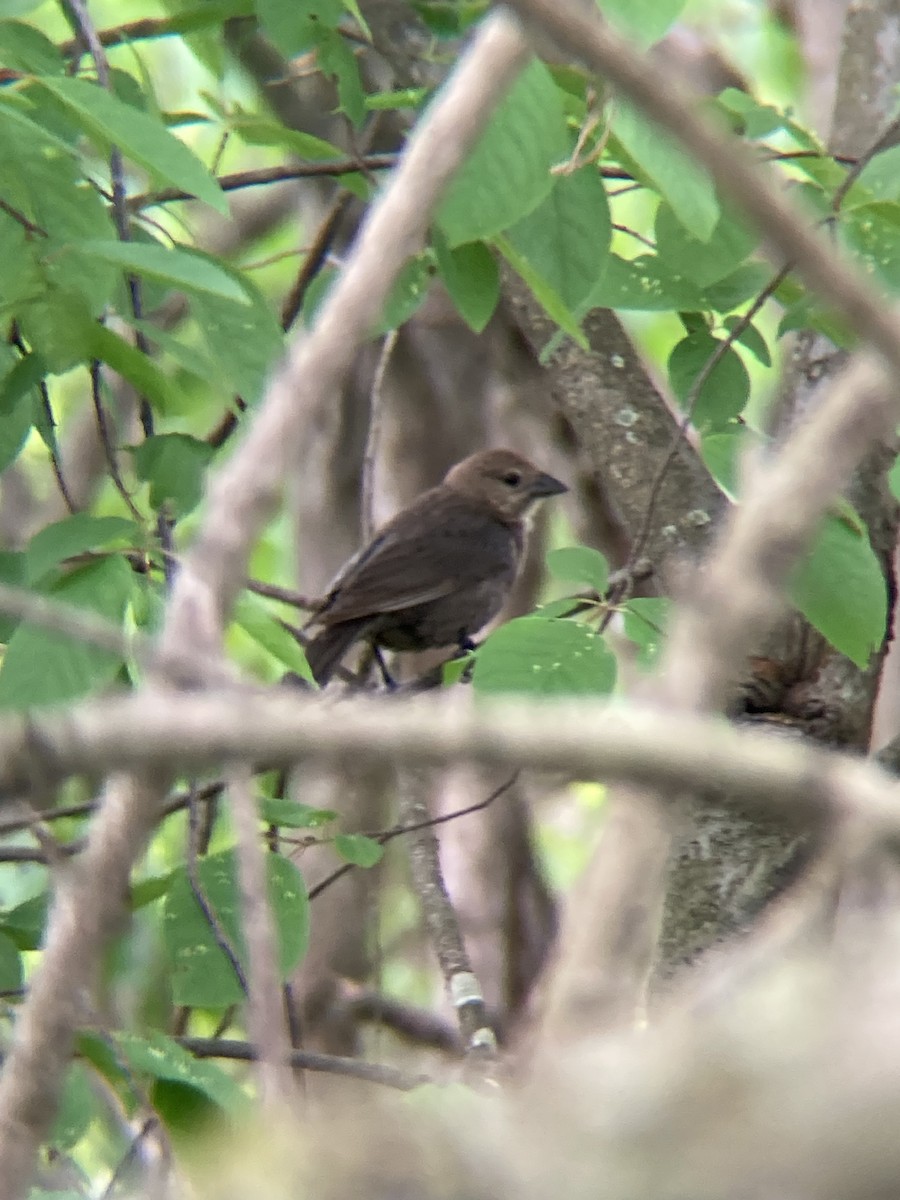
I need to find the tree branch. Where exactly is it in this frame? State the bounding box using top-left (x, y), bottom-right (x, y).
top-left (0, 690), bottom-right (894, 834)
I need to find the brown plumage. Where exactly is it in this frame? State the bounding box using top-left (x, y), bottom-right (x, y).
top-left (304, 449), bottom-right (567, 685)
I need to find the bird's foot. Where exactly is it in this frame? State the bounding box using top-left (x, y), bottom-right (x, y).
top-left (373, 646), bottom-right (398, 690)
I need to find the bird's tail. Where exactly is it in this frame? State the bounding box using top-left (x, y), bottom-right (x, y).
top-left (304, 619), bottom-right (371, 686)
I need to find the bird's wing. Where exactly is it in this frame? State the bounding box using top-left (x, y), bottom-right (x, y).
top-left (313, 492), bottom-right (514, 626)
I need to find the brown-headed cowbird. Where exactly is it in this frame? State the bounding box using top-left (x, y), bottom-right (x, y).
top-left (304, 449), bottom-right (567, 685)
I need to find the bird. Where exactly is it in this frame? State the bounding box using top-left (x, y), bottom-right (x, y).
top-left (303, 448), bottom-right (568, 686)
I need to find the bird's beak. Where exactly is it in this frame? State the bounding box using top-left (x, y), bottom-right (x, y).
top-left (529, 471), bottom-right (568, 498)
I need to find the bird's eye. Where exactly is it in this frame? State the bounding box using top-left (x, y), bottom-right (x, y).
top-left (502, 470), bottom-right (522, 487)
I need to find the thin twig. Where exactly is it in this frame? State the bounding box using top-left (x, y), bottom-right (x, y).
top-left (280, 192), bottom-right (353, 333)
top-left (614, 261), bottom-right (791, 627)
top-left (98, 1116), bottom-right (158, 1200)
top-left (128, 158), bottom-right (397, 212)
top-left (64, 0), bottom-right (177, 609)
top-left (177, 1035), bottom-right (430, 1091)
top-left (400, 768), bottom-right (496, 1062)
top-left (308, 772), bottom-right (519, 900)
top-left (9, 330), bottom-right (77, 515)
top-left (245, 579), bottom-right (316, 609)
top-left (0, 781), bottom-right (224, 838)
top-left (186, 789), bottom-right (249, 996)
top-left (830, 114), bottom-right (900, 212)
top-left (89, 361), bottom-right (144, 523)
top-left (361, 330), bottom-right (399, 541)
top-left (205, 194), bottom-right (354, 451)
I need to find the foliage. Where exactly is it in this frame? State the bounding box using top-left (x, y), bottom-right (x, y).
top-left (0, 0), bottom-right (891, 1189)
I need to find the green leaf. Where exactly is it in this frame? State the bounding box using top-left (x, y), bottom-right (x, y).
top-left (589, 255), bottom-right (769, 315)
top-left (191, 275), bottom-right (284, 404)
top-left (841, 202), bottom-right (900, 295)
top-left (507, 165), bottom-right (611, 309)
top-left (75, 1030), bottom-right (131, 1101)
top-left (0, 19), bottom-right (63, 73)
top-left (162, 849), bottom-right (309, 1007)
top-left (598, 0), bottom-right (687, 47)
top-left (151, 1080), bottom-right (223, 1140)
top-left (777, 295), bottom-right (854, 348)
top-left (889, 454), bottom-right (900, 504)
top-left (333, 833), bottom-right (384, 868)
top-left (723, 317), bottom-right (772, 366)
top-left (668, 330), bottom-right (751, 430)
top-left (703, 262), bottom-right (773, 311)
top-left (315, 25), bottom-right (366, 126)
top-left (655, 203), bottom-right (756, 287)
top-left (378, 254), bottom-right (434, 332)
top-left (117, 1031), bottom-right (248, 1113)
top-left (1, 892), bottom-right (47, 950)
top-left (0, 552), bottom-right (26, 641)
top-left (17, 289), bottom-right (94, 373)
top-left (132, 434), bottom-right (215, 516)
top-left (342, 0), bottom-right (372, 38)
top-left (0, 211), bottom-right (38, 315)
top-left (535, 597), bottom-right (591, 619)
top-left (0, 931), bottom-right (22, 991)
top-left (0, 556), bottom-right (133, 709)
top-left (546, 545), bottom-right (609, 592)
top-left (613, 101), bottom-right (718, 240)
top-left (259, 798), bottom-right (337, 828)
top-left (0, 0), bottom-right (49, 17)
top-left (438, 61), bottom-right (568, 247)
top-left (0, 352), bottom-right (37, 473)
top-left (433, 235), bottom-right (500, 333)
top-left (37, 76), bottom-right (226, 213)
top-left (73, 240), bottom-right (250, 305)
top-left (700, 427), bottom-right (749, 498)
top-left (50, 1063), bottom-right (95, 1151)
top-left (24, 1192), bottom-right (85, 1200)
top-left (622, 598), bottom-right (671, 668)
top-left (442, 652), bottom-right (474, 686)
top-left (366, 87), bottom-right (427, 111)
top-left (26, 515), bottom-right (138, 584)
top-left (587, 253), bottom-right (703, 311)
top-left (494, 235), bottom-right (588, 349)
top-left (257, 0), bottom-right (344, 55)
top-left (227, 115), bottom-right (345, 160)
top-left (0, 93), bottom-right (78, 159)
top-left (88, 323), bottom-right (181, 415)
top-left (854, 144), bottom-right (900, 202)
top-left (790, 514), bottom-right (887, 669)
top-left (715, 88), bottom-right (785, 139)
top-left (131, 872), bottom-right (174, 909)
top-left (125, 318), bottom-right (219, 384)
top-left (232, 593), bottom-right (315, 682)
top-left (474, 617), bottom-right (616, 696)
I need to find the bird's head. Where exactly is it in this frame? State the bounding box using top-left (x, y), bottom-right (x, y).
top-left (444, 449), bottom-right (567, 521)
